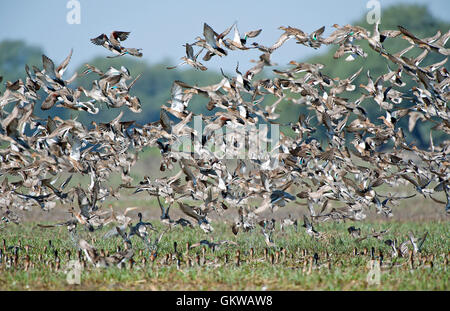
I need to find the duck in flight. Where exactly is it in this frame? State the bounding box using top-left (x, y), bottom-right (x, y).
top-left (90, 31), bottom-right (143, 58)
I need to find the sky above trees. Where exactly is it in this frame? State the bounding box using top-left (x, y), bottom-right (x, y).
top-left (1, 0), bottom-right (449, 72)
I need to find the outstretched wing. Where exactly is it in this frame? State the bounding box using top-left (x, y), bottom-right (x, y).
top-left (111, 31), bottom-right (130, 42)
top-left (160, 109), bottom-right (172, 133)
top-left (56, 49), bottom-right (73, 77)
top-left (179, 202), bottom-right (202, 222)
top-left (204, 23), bottom-right (217, 47)
top-left (90, 33), bottom-right (108, 45)
top-left (42, 55), bottom-right (56, 77)
top-left (245, 29), bottom-right (262, 38)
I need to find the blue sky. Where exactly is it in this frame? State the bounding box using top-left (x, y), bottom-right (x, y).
top-left (0, 0), bottom-right (449, 73)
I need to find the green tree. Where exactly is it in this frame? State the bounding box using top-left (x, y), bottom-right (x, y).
top-left (0, 40), bottom-right (42, 89)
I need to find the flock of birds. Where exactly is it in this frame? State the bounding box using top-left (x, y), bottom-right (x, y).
top-left (0, 21), bottom-right (449, 270)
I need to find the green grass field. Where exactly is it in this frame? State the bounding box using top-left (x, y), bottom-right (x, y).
top-left (1, 150), bottom-right (448, 290)
top-left (1, 218), bottom-right (448, 290)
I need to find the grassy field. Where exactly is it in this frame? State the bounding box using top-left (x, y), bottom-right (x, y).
top-left (1, 149), bottom-right (449, 290)
top-left (0, 217), bottom-right (448, 290)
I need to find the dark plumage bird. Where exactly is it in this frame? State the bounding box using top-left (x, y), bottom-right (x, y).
top-left (90, 31), bottom-right (142, 58)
